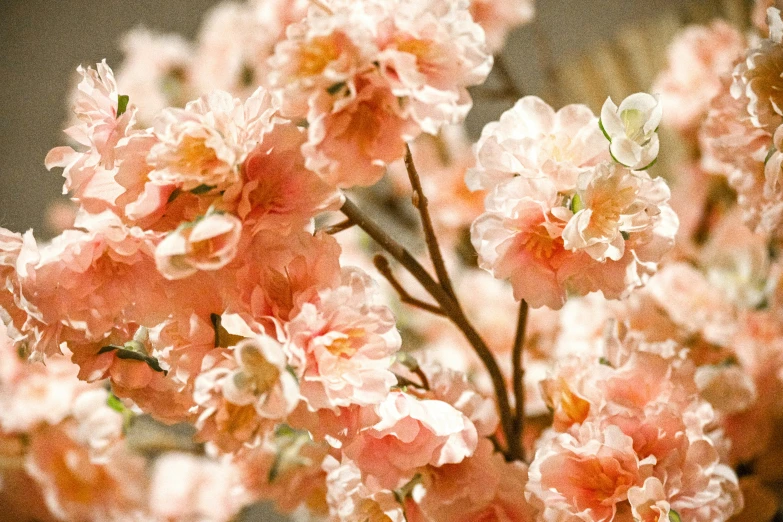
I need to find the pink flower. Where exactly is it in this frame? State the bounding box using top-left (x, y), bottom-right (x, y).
top-left (731, 7), bottom-right (783, 133)
top-left (115, 27), bottom-right (194, 124)
top-left (469, 0), bottom-right (534, 52)
top-left (471, 174), bottom-right (570, 308)
top-left (562, 162), bottom-right (671, 262)
top-left (287, 268), bottom-right (400, 410)
top-left (303, 71), bottom-right (419, 187)
top-left (25, 422), bottom-right (147, 521)
top-left (467, 96), bottom-right (608, 192)
top-left (234, 121), bottom-right (342, 234)
top-left (652, 21), bottom-right (745, 135)
top-left (627, 477), bottom-right (672, 522)
top-left (343, 391), bottom-right (478, 490)
top-left (220, 336), bottom-right (300, 419)
top-left (414, 439), bottom-right (538, 521)
top-left (376, 0), bottom-right (493, 133)
top-left (148, 88), bottom-right (277, 192)
top-left (155, 210), bottom-right (243, 279)
top-left (323, 456), bottom-right (406, 522)
top-left (149, 453), bottom-right (246, 521)
top-left (527, 423), bottom-right (652, 522)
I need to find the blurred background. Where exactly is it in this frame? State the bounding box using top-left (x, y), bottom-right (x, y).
top-left (0, 1), bottom-right (756, 520)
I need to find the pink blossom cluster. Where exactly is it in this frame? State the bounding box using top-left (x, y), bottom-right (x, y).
top-left (1, 1), bottom-right (773, 520)
top-left (469, 95), bottom-right (678, 309)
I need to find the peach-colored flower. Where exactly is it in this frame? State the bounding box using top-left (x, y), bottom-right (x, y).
top-left (323, 456), bottom-right (406, 522)
top-left (376, 0), bottom-right (492, 133)
top-left (471, 174), bottom-right (570, 309)
top-left (646, 263), bottom-right (736, 347)
top-left (303, 71), bottom-right (419, 188)
top-left (116, 27), bottom-right (194, 124)
top-left (694, 364), bottom-right (757, 414)
top-left (731, 7), bottom-right (783, 133)
top-left (220, 336), bottom-right (300, 419)
top-left (155, 210), bottom-right (243, 279)
top-left (149, 452), bottom-right (246, 521)
top-left (469, 0), bottom-right (534, 52)
top-left (235, 121), bottom-right (342, 234)
top-left (148, 88), bottom-right (277, 192)
top-left (652, 21), bottom-right (745, 136)
top-left (25, 422), bottom-right (147, 521)
top-left (527, 423), bottom-right (652, 522)
top-left (287, 268), bottom-right (400, 410)
top-left (700, 84), bottom-right (774, 234)
top-left (627, 477), bottom-right (671, 522)
top-left (415, 439), bottom-right (538, 521)
top-left (562, 162), bottom-right (671, 262)
top-left (343, 391), bottom-right (478, 490)
top-left (467, 96), bottom-right (608, 192)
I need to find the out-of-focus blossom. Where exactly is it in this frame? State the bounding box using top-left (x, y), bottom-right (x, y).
top-left (469, 0), bottom-right (534, 52)
top-left (653, 22), bottom-right (745, 136)
top-left (343, 391), bottom-right (478, 490)
top-left (600, 93), bottom-right (662, 170)
top-left (731, 7), bottom-right (783, 133)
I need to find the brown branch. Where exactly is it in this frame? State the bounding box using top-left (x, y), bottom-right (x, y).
top-left (373, 255), bottom-right (445, 317)
top-left (341, 197), bottom-right (515, 458)
top-left (323, 218), bottom-right (355, 235)
top-left (509, 299), bottom-right (529, 462)
top-left (404, 145), bottom-right (456, 299)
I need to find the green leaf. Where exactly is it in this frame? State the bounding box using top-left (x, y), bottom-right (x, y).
top-left (117, 94), bottom-right (130, 117)
top-left (190, 184), bottom-right (215, 195)
top-left (621, 231), bottom-right (630, 240)
top-left (669, 509), bottom-right (682, 522)
top-left (167, 188), bottom-right (181, 204)
top-left (326, 82), bottom-right (346, 95)
top-left (106, 393), bottom-right (126, 413)
top-left (598, 357), bottom-right (612, 366)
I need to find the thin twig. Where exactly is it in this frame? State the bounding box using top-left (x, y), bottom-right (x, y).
top-left (323, 218), bottom-right (355, 235)
top-left (412, 366), bottom-right (431, 391)
top-left (510, 299), bottom-right (529, 462)
top-left (404, 145), bottom-right (456, 299)
top-left (373, 255), bottom-right (446, 317)
top-left (341, 197), bottom-right (515, 458)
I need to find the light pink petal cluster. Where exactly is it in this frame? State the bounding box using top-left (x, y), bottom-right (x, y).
top-left (287, 268), bottom-right (401, 410)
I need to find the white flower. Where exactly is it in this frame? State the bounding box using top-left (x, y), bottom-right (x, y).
top-left (600, 93), bottom-right (662, 170)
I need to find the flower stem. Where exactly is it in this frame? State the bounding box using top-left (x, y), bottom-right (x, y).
top-left (340, 197), bottom-right (515, 458)
top-left (509, 299), bottom-right (529, 462)
top-left (404, 145), bottom-right (456, 299)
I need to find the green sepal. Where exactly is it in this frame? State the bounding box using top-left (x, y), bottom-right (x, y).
top-left (621, 231), bottom-right (630, 240)
top-left (167, 188), bottom-right (182, 204)
top-left (669, 509), bottom-right (682, 522)
top-left (107, 393), bottom-right (135, 432)
top-left (117, 95), bottom-right (130, 117)
top-left (636, 157), bottom-right (658, 171)
top-left (598, 357), bottom-right (612, 367)
top-left (190, 184), bottom-right (216, 195)
top-left (598, 118), bottom-right (612, 142)
top-left (98, 344), bottom-right (123, 355)
top-left (570, 193), bottom-right (584, 213)
top-left (326, 82), bottom-right (346, 95)
top-left (114, 348), bottom-right (168, 375)
top-left (765, 145), bottom-right (778, 165)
